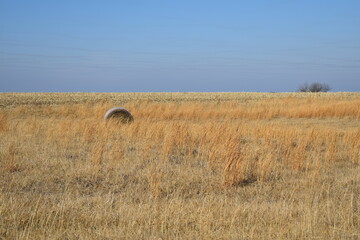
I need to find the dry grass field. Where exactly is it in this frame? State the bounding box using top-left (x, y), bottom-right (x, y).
top-left (0, 92), bottom-right (359, 239)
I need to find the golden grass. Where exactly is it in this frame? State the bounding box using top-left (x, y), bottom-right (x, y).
top-left (0, 92), bottom-right (359, 239)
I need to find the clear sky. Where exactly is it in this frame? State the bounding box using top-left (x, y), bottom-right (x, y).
top-left (1, 0), bottom-right (359, 92)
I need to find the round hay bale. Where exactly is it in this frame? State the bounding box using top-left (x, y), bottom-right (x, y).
top-left (104, 107), bottom-right (134, 123)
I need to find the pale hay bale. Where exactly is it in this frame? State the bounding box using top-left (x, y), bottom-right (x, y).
top-left (104, 107), bottom-right (134, 123)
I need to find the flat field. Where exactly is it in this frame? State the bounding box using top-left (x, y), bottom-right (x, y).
top-left (0, 92), bottom-right (359, 239)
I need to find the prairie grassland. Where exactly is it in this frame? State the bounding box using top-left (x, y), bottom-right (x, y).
top-left (0, 92), bottom-right (359, 239)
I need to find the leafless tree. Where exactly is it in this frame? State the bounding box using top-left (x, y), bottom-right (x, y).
top-left (298, 82), bottom-right (331, 92)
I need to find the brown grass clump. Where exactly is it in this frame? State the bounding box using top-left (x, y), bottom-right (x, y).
top-left (1, 142), bottom-right (21, 173)
top-left (0, 112), bottom-right (7, 133)
top-left (0, 92), bottom-right (359, 239)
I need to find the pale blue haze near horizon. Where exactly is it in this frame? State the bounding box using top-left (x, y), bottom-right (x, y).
top-left (0, 0), bottom-right (359, 92)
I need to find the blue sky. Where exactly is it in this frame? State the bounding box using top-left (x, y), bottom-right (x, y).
top-left (0, 1), bottom-right (359, 92)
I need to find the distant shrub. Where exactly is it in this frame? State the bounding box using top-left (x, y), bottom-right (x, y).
top-left (298, 82), bottom-right (331, 92)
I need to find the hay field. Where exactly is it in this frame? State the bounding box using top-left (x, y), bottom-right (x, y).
top-left (0, 92), bottom-right (359, 239)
